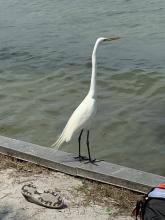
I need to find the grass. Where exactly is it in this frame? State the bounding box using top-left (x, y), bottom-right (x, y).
top-left (74, 179), bottom-right (141, 214)
top-left (0, 153), bottom-right (51, 175)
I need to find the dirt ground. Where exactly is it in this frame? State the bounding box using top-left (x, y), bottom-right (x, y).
top-left (0, 154), bottom-right (141, 220)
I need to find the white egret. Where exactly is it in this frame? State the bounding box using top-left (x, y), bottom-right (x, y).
top-left (51, 37), bottom-right (120, 163)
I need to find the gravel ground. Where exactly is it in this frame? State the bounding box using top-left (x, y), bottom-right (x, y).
top-left (0, 154), bottom-right (140, 220)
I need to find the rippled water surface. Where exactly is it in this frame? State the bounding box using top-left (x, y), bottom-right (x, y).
top-left (0, 0), bottom-right (165, 175)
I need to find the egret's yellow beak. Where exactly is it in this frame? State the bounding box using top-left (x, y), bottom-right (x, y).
top-left (104, 37), bottom-right (120, 41)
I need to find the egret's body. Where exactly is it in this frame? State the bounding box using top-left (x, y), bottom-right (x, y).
top-left (51, 37), bottom-right (119, 162)
top-left (61, 95), bottom-right (96, 142)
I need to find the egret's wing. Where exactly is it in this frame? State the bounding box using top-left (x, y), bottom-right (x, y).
top-left (51, 97), bottom-right (96, 150)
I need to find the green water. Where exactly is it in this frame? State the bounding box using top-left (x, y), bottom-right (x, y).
top-left (0, 0), bottom-right (165, 175)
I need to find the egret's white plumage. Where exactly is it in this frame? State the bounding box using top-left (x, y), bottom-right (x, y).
top-left (51, 37), bottom-right (119, 160)
top-left (54, 94), bottom-right (96, 148)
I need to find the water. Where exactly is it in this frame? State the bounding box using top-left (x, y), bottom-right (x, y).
top-left (0, 0), bottom-right (165, 175)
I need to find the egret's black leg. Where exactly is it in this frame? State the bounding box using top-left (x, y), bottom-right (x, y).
top-left (78, 129), bottom-right (83, 158)
top-left (87, 130), bottom-right (96, 163)
top-left (74, 129), bottom-right (88, 161)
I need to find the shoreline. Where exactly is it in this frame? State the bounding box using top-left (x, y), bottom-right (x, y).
top-left (1, 135), bottom-right (164, 193)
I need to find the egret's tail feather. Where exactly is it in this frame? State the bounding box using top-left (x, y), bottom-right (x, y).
top-left (50, 133), bottom-right (65, 150)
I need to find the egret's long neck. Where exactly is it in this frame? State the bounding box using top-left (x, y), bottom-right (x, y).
top-left (88, 40), bottom-right (101, 98)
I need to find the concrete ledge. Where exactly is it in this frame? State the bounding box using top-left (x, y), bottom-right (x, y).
top-left (0, 135), bottom-right (164, 193)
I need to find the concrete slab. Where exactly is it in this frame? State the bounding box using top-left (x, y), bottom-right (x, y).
top-left (0, 135), bottom-right (165, 193)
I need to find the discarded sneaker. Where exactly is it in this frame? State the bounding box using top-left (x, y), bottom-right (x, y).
top-left (21, 183), bottom-right (64, 209)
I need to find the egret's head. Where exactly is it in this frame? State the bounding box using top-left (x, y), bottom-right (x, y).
top-left (93, 37), bottom-right (120, 55)
top-left (103, 37), bottom-right (120, 42)
top-left (95, 37), bottom-right (120, 46)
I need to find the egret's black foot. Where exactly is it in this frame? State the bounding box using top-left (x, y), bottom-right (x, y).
top-left (74, 155), bottom-right (89, 161)
top-left (86, 158), bottom-right (96, 164)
